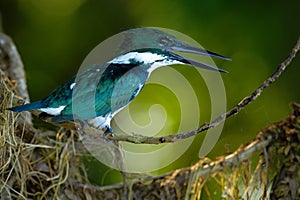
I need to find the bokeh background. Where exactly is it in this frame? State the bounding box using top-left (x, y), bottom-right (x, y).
top-left (0, 0), bottom-right (299, 188)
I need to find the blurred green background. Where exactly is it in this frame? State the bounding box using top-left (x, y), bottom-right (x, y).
top-left (0, 0), bottom-right (299, 187)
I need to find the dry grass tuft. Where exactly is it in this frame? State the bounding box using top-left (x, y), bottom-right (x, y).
top-left (0, 69), bottom-right (87, 199)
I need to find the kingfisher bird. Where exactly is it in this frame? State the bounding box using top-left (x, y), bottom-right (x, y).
top-left (7, 28), bottom-right (230, 135)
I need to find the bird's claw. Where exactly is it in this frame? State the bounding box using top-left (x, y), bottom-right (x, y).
top-left (103, 126), bottom-right (114, 143)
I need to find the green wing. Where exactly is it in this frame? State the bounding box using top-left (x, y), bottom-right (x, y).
top-left (44, 63), bottom-right (148, 122)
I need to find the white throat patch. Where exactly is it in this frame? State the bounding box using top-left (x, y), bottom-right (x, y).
top-left (109, 52), bottom-right (184, 74)
top-left (109, 52), bottom-right (167, 65)
top-left (147, 59), bottom-right (183, 74)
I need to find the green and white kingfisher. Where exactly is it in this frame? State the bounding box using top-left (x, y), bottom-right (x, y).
top-left (7, 28), bottom-right (230, 135)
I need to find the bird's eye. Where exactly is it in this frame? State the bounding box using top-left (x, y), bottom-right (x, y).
top-left (158, 36), bottom-right (173, 47)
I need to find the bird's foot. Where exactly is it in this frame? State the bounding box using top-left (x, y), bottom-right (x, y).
top-left (103, 126), bottom-right (114, 142)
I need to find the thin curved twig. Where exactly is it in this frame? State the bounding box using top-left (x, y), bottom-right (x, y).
top-left (105, 36), bottom-right (300, 144)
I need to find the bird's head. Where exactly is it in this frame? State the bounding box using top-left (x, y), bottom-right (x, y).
top-left (110, 28), bottom-right (230, 73)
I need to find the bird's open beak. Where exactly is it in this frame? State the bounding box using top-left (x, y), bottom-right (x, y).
top-left (170, 42), bottom-right (230, 73)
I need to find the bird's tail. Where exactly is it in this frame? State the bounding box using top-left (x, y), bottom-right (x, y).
top-left (7, 101), bottom-right (42, 112)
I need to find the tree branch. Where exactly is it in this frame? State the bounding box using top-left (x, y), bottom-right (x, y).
top-left (0, 32), bottom-right (32, 125)
top-left (69, 103), bottom-right (300, 199)
top-left (0, 32), bottom-right (30, 102)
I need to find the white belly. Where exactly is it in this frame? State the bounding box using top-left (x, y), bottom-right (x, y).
top-left (87, 114), bottom-right (112, 129)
